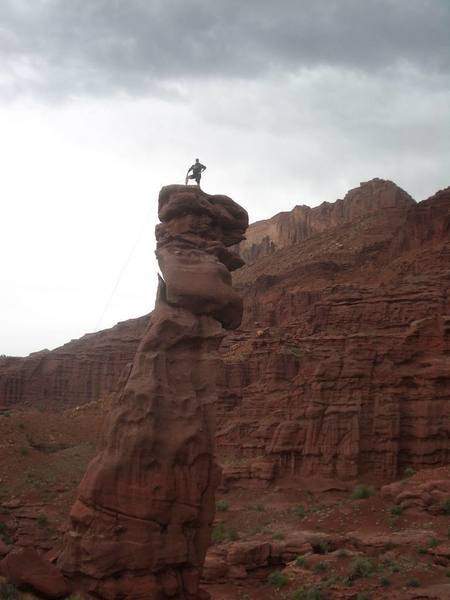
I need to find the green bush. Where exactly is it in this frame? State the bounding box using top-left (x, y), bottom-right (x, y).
top-left (406, 577), bottom-right (419, 588)
top-left (294, 556), bottom-right (309, 568)
top-left (350, 557), bottom-right (374, 579)
top-left (292, 504), bottom-right (306, 518)
top-left (211, 523), bottom-right (239, 543)
top-left (272, 532), bottom-right (285, 540)
top-left (389, 504), bottom-right (403, 516)
top-left (267, 570), bottom-right (289, 588)
top-left (228, 529), bottom-right (239, 541)
top-left (428, 537), bottom-right (439, 548)
top-left (380, 577), bottom-right (391, 587)
top-left (0, 583), bottom-right (19, 599)
top-left (381, 556), bottom-right (400, 574)
top-left (383, 542), bottom-right (396, 551)
top-left (403, 466), bottom-right (416, 478)
top-left (314, 561), bottom-right (329, 574)
top-left (292, 585), bottom-right (328, 600)
top-left (216, 499), bottom-right (229, 512)
top-left (0, 521), bottom-right (12, 544)
top-left (247, 502), bottom-right (265, 512)
top-left (356, 594), bottom-right (370, 600)
top-left (351, 485), bottom-right (373, 500)
top-left (37, 513), bottom-right (49, 526)
top-left (416, 545), bottom-right (427, 555)
top-left (442, 498), bottom-right (450, 515)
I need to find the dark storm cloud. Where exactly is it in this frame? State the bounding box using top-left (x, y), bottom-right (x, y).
top-left (0, 0), bottom-right (448, 97)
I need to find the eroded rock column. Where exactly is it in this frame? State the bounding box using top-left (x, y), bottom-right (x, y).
top-left (58, 185), bottom-right (248, 599)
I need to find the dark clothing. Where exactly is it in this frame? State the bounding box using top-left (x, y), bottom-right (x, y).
top-left (187, 161), bottom-right (206, 184)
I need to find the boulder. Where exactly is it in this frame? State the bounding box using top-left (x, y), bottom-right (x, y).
top-left (1, 547), bottom-right (69, 598)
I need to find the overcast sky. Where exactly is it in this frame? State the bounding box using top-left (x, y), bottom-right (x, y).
top-left (1, 0), bottom-right (449, 356)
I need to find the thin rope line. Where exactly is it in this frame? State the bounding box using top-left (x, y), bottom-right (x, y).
top-left (95, 218), bottom-right (148, 331)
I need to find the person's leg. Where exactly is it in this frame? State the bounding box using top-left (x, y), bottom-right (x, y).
top-left (195, 174), bottom-right (201, 186)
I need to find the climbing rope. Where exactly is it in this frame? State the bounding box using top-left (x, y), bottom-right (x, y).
top-left (95, 215), bottom-right (149, 331)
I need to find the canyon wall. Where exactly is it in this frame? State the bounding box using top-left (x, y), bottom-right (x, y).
top-left (1, 179), bottom-right (449, 483)
top-left (234, 178), bottom-right (415, 264)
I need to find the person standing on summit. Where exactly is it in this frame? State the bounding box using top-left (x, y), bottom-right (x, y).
top-left (185, 158), bottom-right (206, 186)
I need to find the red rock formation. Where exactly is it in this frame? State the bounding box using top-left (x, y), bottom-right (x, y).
top-left (0, 316), bottom-right (148, 409)
top-left (234, 178), bottom-right (414, 263)
top-left (0, 547), bottom-right (70, 599)
top-left (1, 179), bottom-right (449, 485)
top-left (217, 184), bottom-right (450, 482)
top-left (57, 186), bottom-right (248, 599)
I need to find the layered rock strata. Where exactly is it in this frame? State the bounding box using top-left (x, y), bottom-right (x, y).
top-left (217, 185), bottom-right (450, 482)
top-left (1, 180), bottom-right (449, 484)
top-left (234, 177), bottom-right (415, 263)
top-left (57, 185), bottom-right (248, 599)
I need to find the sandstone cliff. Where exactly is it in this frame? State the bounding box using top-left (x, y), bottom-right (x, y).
top-left (0, 316), bottom-right (148, 409)
top-left (234, 178), bottom-right (415, 264)
top-left (218, 183), bottom-right (450, 482)
top-left (1, 179), bottom-right (449, 484)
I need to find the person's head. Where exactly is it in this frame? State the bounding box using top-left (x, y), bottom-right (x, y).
top-left (195, 158), bottom-right (199, 163)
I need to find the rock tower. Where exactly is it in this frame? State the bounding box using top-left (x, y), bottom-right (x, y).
top-left (58, 185), bottom-right (248, 599)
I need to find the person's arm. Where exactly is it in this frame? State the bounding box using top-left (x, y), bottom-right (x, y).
top-left (187, 165), bottom-right (193, 173)
top-left (201, 164), bottom-right (207, 172)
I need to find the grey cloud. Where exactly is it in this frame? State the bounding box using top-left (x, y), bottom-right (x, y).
top-left (0, 0), bottom-right (449, 98)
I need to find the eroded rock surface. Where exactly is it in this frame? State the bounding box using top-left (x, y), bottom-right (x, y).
top-left (57, 186), bottom-right (248, 599)
top-left (217, 184), bottom-right (450, 481)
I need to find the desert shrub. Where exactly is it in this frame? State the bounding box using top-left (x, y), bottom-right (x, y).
top-left (416, 545), bottom-right (427, 555)
top-left (356, 594), bottom-right (370, 600)
top-left (351, 485), bottom-right (373, 500)
top-left (389, 504), bottom-right (403, 516)
top-left (314, 561), bottom-right (329, 574)
top-left (428, 537), bottom-right (439, 548)
top-left (442, 498), bottom-right (450, 515)
top-left (272, 532), bottom-right (285, 540)
top-left (294, 556), bottom-right (309, 568)
top-left (315, 540), bottom-right (330, 554)
top-left (0, 521), bottom-right (12, 544)
top-left (211, 523), bottom-right (239, 543)
top-left (383, 542), bottom-right (396, 551)
top-left (216, 499), bottom-right (229, 512)
top-left (403, 466), bottom-right (416, 478)
top-left (388, 515), bottom-right (399, 530)
top-left (292, 504), bottom-right (306, 518)
top-left (380, 577), bottom-right (391, 587)
top-left (381, 557), bottom-right (401, 574)
top-left (212, 523), bottom-right (227, 543)
top-left (336, 549), bottom-right (347, 558)
top-left (247, 502), bottom-right (264, 512)
top-left (0, 583), bottom-right (19, 599)
top-left (37, 513), bottom-right (49, 526)
top-left (292, 585), bottom-right (328, 600)
top-left (406, 577), bottom-right (419, 588)
top-left (19, 446), bottom-right (29, 456)
top-left (228, 529), bottom-right (239, 541)
top-left (292, 585), bottom-right (329, 600)
top-left (350, 557), bottom-right (374, 579)
top-left (267, 570), bottom-right (289, 588)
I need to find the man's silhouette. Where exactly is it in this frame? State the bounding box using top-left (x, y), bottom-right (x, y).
top-left (185, 158), bottom-right (206, 186)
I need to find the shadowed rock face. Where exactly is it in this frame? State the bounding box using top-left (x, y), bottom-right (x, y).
top-left (58, 185), bottom-right (248, 599)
